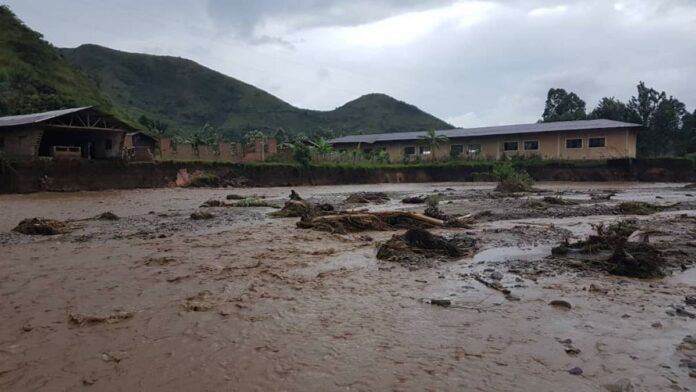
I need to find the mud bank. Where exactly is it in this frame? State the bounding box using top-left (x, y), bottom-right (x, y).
top-left (1, 158), bottom-right (695, 193)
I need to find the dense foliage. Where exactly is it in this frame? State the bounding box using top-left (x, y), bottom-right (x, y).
top-left (60, 45), bottom-right (452, 141)
top-left (541, 83), bottom-right (696, 157)
top-left (0, 6), bottom-right (118, 117)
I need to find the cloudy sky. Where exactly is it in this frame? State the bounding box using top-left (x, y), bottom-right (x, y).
top-left (4, 0), bottom-right (696, 127)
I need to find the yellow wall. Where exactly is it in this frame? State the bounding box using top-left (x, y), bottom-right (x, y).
top-left (334, 128), bottom-right (637, 161)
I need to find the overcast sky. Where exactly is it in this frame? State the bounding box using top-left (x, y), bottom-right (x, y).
top-left (4, 0), bottom-right (696, 127)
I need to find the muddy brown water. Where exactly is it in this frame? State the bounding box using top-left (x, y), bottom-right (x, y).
top-left (1, 182), bottom-right (695, 391)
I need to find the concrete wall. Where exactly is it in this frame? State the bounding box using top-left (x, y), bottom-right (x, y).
top-left (335, 128), bottom-right (637, 162)
top-left (158, 137), bottom-right (277, 162)
top-left (0, 127), bottom-right (43, 159)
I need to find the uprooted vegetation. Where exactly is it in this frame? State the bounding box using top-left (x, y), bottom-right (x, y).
top-left (551, 220), bottom-right (667, 278)
top-left (617, 201), bottom-right (678, 215)
top-left (297, 211), bottom-right (446, 234)
top-left (345, 192), bottom-right (390, 204)
top-left (270, 191), bottom-right (335, 218)
top-left (13, 218), bottom-right (69, 235)
top-left (377, 228), bottom-right (477, 269)
top-left (493, 163), bottom-right (535, 193)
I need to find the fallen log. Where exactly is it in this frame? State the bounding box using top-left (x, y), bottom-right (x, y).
top-left (314, 211), bottom-right (445, 227)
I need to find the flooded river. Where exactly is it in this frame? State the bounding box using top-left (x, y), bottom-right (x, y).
top-left (0, 182), bottom-right (695, 391)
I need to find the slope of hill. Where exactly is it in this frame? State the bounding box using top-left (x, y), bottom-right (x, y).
top-left (62, 45), bottom-right (452, 139)
top-left (0, 5), bottom-right (452, 140)
top-left (0, 6), bottom-right (116, 116)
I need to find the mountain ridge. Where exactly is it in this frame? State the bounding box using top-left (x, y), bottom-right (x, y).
top-left (0, 6), bottom-right (452, 141)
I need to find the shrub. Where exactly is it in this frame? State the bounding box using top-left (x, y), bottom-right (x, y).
top-left (493, 162), bottom-right (535, 193)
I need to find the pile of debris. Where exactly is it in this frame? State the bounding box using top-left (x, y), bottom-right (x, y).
top-left (270, 190), bottom-right (335, 218)
top-left (297, 211), bottom-right (445, 234)
top-left (551, 220), bottom-right (666, 278)
top-left (617, 201), bottom-right (678, 215)
top-left (401, 195), bottom-right (427, 204)
top-left (13, 218), bottom-right (69, 235)
top-left (346, 192), bottom-right (390, 204)
top-left (200, 198), bottom-right (276, 208)
top-left (542, 196), bottom-right (578, 206)
top-left (377, 228), bottom-right (477, 269)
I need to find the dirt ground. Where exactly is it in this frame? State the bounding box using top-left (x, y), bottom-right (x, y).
top-left (1, 182), bottom-right (695, 392)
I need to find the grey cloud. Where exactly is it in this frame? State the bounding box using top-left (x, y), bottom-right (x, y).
top-left (205, 0), bottom-right (456, 36)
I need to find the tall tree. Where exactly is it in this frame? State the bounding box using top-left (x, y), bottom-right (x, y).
top-left (589, 97), bottom-right (640, 123)
top-left (628, 81), bottom-right (687, 157)
top-left (541, 88), bottom-right (587, 122)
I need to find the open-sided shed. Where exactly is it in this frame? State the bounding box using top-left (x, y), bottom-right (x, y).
top-left (0, 107), bottom-right (135, 161)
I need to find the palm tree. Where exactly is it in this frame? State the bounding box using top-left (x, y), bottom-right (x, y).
top-left (310, 137), bottom-right (334, 158)
top-left (419, 129), bottom-right (448, 159)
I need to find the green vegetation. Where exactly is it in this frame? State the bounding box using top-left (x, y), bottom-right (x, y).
top-left (60, 45), bottom-right (451, 140)
top-left (541, 83), bottom-right (696, 157)
top-left (493, 162), bottom-right (535, 193)
top-left (0, 6), bottom-right (121, 117)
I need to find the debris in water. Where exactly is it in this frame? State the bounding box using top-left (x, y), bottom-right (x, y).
top-left (590, 192), bottom-right (616, 201)
top-left (430, 299), bottom-right (452, 307)
top-left (549, 300), bottom-right (572, 310)
top-left (200, 199), bottom-right (226, 208)
top-left (191, 211), bottom-right (214, 220)
top-left (231, 198), bottom-right (276, 208)
top-left (609, 242), bottom-right (665, 278)
top-left (298, 211), bottom-right (445, 234)
top-left (542, 196), bottom-right (578, 205)
top-left (402, 195), bottom-right (427, 204)
top-left (376, 228), bottom-right (476, 268)
top-left (95, 212), bottom-right (119, 221)
top-left (289, 190), bottom-right (303, 201)
top-left (345, 192), bottom-right (389, 204)
top-left (226, 194), bottom-right (245, 200)
top-left (13, 218), bottom-right (68, 235)
top-left (568, 367), bottom-right (583, 376)
top-left (617, 201), bottom-right (678, 215)
top-left (68, 309), bottom-right (133, 326)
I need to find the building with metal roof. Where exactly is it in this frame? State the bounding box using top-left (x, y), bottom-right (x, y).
top-left (328, 119), bottom-right (642, 161)
top-left (0, 107), bottom-right (136, 161)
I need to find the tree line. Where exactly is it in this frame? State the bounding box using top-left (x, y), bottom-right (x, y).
top-left (541, 82), bottom-right (696, 157)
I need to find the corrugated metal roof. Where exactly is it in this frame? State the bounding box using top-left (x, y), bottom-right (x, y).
top-left (0, 107), bottom-right (93, 128)
top-left (329, 119), bottom-right (643, 145)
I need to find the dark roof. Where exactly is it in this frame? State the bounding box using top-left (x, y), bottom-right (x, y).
top-left (0, 107), bottom-right (92, 128)
top-left (0, 107), bottom-right (136, 132)
top-left (329, 119), bottom-right (642, 145)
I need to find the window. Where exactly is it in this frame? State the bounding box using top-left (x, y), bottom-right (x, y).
top-left (404, 146), bottom-right (416, 155)
top-left (503, 142), bottom-right (518, 151)
top-left (524, 140), bottom-right (539, 151)
top-left (0, 136), bottom-right (4, 150)
top-left (420, 146), bottom-right (431, 155)
top-left (450, 145), bottom-right (464, 156)
top-left (263, 144), bottom-right (269, 153)
top-left (566, 139), bottom-right (583, 149)
top-left (589, 137), bottom-right (606, 148)
top-left (105, 139), bottom-right (113, 151)
top-left (468, 144), bottom-right (482, 154)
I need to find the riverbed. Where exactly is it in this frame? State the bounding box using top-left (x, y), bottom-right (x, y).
top-left (1, 182), bottom-right (695, 391)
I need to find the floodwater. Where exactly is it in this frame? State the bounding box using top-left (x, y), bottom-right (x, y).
top-left (1, 182), bottom-right (695, 391)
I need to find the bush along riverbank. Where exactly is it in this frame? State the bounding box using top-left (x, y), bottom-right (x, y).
top-left (1, 157), bottom-right (695, 193)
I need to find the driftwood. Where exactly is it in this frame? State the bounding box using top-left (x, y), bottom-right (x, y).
top-left (311, 211), bottom-right (445, 227)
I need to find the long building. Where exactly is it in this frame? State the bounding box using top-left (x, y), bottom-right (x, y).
top-left (329, 119), bottom-right (642, 161)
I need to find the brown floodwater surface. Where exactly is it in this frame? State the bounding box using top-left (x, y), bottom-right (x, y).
top-left (0, 182), bottom-right (695, 391)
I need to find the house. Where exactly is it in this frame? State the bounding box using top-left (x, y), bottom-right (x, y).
top-left (0, 107), bottom-right (134, 161)
top-left (329, 119), bottom-right (642, 161)
top-left (124, 132), bottom-right (158, 161)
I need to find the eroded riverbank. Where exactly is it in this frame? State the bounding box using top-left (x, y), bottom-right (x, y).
top-left (1, 182), bottom-right (695, 391)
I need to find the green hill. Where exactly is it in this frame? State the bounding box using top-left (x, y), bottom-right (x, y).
top-left (0, 6), bottom-right (117, 117)
top-left (0, 5), bottom-right (451, 140)
top-left (62, 45), bottom-right (452, 139)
